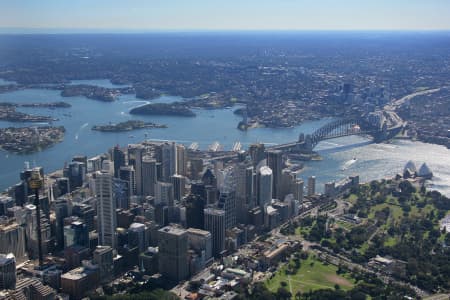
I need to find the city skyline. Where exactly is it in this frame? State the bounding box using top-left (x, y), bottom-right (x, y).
top-left (1, 0), bottom-right (450, 33)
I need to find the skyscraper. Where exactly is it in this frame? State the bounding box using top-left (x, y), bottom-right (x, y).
top-left (119, 165), bottom-right (136, 196)
top-left (0, 222), bottom-right (26, 263)
top-left (0, 253), bottom-right (16, 290)
top-left (93, 245), bottom-right (114, 283)
top-left (142, 156), bottom-right (157, 197)
top-left (54, 198), bottom-right (69, 250)
top-left (128, 144), bottom-right (145, 195)
top-left (235, 164), bottom-right (255, 224)
top-left (171, 174), bottom-right (186, 202)
top-left (266, 150), bottom-right (283, 199)
top-left (161, 142), bottom-right (177, 182)
top-left (113, 145), bottom-right (126, 178)
top-left (158, 226), bottom-right (189, 282)
top-left (128, 222), bottom-right (147, 253)
top-left (307, 176), bottom-right (316, 196)
top-left (294, 179), bottom-right (304, 204)
top-left (218, 191), bottom-right (236, 229)
top-left (94, 166), bottom-right (117, 249)
top-left (176, 144), bottom-right (187, 176)
top-left (204, 208), bottom-right (225, 257)
top-left (257, 166), bottom-right (273, 210)
top-left (155, 182), bottom-right (174, 206)
top-left (249, 143), bottom-right (265, 166)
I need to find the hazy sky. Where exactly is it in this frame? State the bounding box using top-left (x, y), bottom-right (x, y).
top-left (1, 0), bottom-right (450, 32)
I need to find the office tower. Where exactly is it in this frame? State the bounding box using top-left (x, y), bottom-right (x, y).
top-left (257, 166), bottom-right (273, 210)
top-left (113, 145), bottom-right (126, 178)
top-left (87, 156), bottom-right (102, 173)
top-left (128, 144), bottom-right (144, 195)
top-left (61, 264), bottom-right (99, 300)
top-left (0, 195), bottom-right (14, 216)
top-left (205, 185), bottom-right (218, 205)
top-left (65, 221), bottom-right (89, 248)
top-left (158, 226), bottom-right (189, 282)
top-left (171, 174), bottom-right (186, 202)
top-left (72, 203), bottom-right (95, 232)
top-left (0, 253), bottom-right (16, 290)
top-left (119, 165), bottom-right (136, 196)
top-left (204, 208), bottom-right (225, 257)
top-left (293, 179), bottom-right (304, 204)
top-left (66, 161), bottom-right (86, 191)
top-left (307, 176), bottom-right (316, 196)
top-left (142, 156), bottom-right (157, 196)
top-left (187, 228), bottom-right (212, 262)
top-left (93, 245), bottom-right (114, 283)
top-left (201, 169), bottom-right (215, 187)
top-left (17, 166), bottom-right (44, 206)
top-left (56, 177), bottom-right (70, 196)
top-left (176, 144), bottom-right (187, 176)
top-left (54, 198), bottom-right (69, 250)
top-left (112, 178), bottom-right (129, 210)
top-left (72, 155), bottom-right (87, 165)
top-left (249, 143), bottom-right (266, 166)
top-left (279, 169), bottom-right (296, 201)
top-left (189, 158), bottom-right (203, 180)
top-left (93, 170), bottom-right (117, 249)
top-left (185, 194), bottom-right (205, 230)
top-left (235, 164), bottom-right (254, 223)
top-left (24, 204), bottom-right (52, 260)
top-left (128, 223), bottom-right (147, 253)
top-left (0, 222), bottom-right (26, 263)
top-left (218, 191), bottom-right (236, 229)
top-left (266, 150), bottom-right (283, 199)
top-left (155, 181), bottom-right (174, 206)
top-left (161, 142), bottom-right (177, 182)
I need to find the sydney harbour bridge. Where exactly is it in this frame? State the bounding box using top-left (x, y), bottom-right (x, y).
top-left (203, 110), bottom-right (404, 162)
top-left (269, 111), bottom-right (404, 153)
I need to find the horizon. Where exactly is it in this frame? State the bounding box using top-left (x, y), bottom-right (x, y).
top-left (1, 1), bottom-right (450, 33)
top-left (2, 28), bottom-right (450, 35)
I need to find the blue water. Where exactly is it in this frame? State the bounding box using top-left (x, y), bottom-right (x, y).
top-left (0, 85), bottom-right (327, 190)
top-left (0, 78), bottom-right (16, 85)
top-left (0, 81), bottom-right (449, 197)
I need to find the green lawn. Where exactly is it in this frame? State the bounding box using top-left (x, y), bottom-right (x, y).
top-left (335, 220), bottom-right (355, 231)
top-left (368, 203), bottom-right (403, 222)
top-left (266, 255), bottom-right (354, 297)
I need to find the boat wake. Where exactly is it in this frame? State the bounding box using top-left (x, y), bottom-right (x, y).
top-left (341, 158), bottom-right (357, 171)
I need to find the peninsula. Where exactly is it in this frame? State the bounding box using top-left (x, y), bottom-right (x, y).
top-left (91, 120), bottom-right (167, 132)
top-left (129, 102), bottom-right (196, 117)
top-left (0, 126), bottom-right (65, 154)
top-left (0, 104), bottom-right (56, 122)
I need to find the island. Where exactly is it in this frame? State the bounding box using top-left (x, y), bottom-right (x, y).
top-left (91, 120), bottom-right (167, 132)
top-left (129, 102), bottom-right (196, 117)
top-left (0, 126), bottom-right (65, 154)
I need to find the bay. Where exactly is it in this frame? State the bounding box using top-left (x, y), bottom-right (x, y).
top-left (0, 80), bottom-right (448, 197)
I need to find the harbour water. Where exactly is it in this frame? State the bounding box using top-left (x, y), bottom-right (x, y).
top-left (0, 79), bottom-right (449, 196)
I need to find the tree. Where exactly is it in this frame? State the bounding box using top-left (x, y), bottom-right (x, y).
top-left (276, 287), bottom-right (292, 300)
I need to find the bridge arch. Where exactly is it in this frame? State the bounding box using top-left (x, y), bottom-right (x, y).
top-left (300, 118), bottom-right (380, 151)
